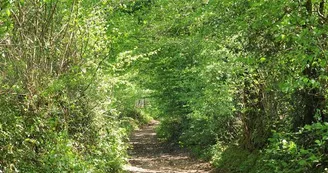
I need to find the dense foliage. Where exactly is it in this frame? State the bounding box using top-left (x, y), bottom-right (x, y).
top-left (1, 0), bottom-right (328, 172)
top-left (0, 0), bottom-right (150, 172)
top-left (114, 0), bottom-right (328, 172)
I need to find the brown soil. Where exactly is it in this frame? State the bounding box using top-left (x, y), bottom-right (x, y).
top-left (123, 120), bottom-right (214, 173)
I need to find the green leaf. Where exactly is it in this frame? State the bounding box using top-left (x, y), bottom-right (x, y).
top-left (260, 57), bottom-right (266, 62)
top-left (6, 9), bottom-right (11, 17)
top-left (298, 159), bottom-right (307, 166)
top-left (304, 125), bottom-right (312, 130)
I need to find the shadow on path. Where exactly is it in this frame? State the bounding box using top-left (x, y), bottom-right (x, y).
top-left (123, 120), bottom-right (213, 173)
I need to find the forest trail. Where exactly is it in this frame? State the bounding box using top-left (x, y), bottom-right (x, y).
top-left (123, 120), bottom-right (213, 173)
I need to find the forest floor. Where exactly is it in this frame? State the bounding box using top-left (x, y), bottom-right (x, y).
top-left (123, 120), bottom-right (213, 173)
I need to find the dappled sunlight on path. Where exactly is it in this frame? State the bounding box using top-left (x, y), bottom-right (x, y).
top-left (123, 120), bottom-right (213, 173)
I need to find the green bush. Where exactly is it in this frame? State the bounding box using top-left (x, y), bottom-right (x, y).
top-left (211, 123), bottom-right (328, 173)
top-left (0, 95), bottom-right (128, 173)
top-left (179, 114), bottom-right (218, 159)
top-left (257, 123), bottom-right (328, 173)
top-left (211, 145), bottom-right (259, 173)
top-left (38, 132), bottom-right (91, 173)
top-left (156, 117), bottom-right (184, 143)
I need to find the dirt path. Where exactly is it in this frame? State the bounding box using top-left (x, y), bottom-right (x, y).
top-left (123, 120), bottom-right (213, 173)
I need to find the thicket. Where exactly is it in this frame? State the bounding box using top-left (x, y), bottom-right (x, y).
top-left (113, 0), bottom-right (328, 172)
top-left (0, 0), bottom-right (150, 172)
top-left (2, 0), bottom-right (328, 173)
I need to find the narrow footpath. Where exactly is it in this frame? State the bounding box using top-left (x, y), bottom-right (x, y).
top-left (123, 120), bottom-right (213, 173)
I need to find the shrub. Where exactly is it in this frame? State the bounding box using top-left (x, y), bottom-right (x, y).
top-left (258, 123), bottom-right (328, 173)
top-left (211, 145), bottom-right (259, 173)
top-left (156, 117), bottom-right (184, 143)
